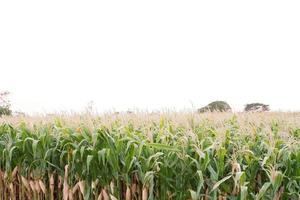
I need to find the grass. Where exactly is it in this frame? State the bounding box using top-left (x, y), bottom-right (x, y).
top-left (0, 112), bottom-right (299, 200)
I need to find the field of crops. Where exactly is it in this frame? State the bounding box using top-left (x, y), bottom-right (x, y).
top-left (0, 112), bottom-right (299, 200)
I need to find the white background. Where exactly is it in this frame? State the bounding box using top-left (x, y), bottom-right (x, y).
top-left (1, 0), bottom-right (300, 114)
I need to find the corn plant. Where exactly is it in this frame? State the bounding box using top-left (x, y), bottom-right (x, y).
top-left (0, 113), bottom-right (299, 200)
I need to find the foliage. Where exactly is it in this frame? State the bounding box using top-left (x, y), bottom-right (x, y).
top-left (0, 91), bottom-right (12, 117)
top-left (244, 103), bottom-right (270, 112)
top-left (198, 101), bottom-right (231, 113)
top-left (0, 114), bottom-right (299, 200)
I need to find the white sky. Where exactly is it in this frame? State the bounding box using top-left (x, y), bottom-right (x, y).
top-left (1, 0), bottom-right (300, 114)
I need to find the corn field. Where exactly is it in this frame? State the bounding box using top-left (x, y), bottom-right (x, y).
top-left (0, 112), bottom-right (299, 200)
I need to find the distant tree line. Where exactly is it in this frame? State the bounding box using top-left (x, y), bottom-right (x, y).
top-left (0, 91), bottom-right (271, 117)
top-left (198, 101), bottom-right (270, 113)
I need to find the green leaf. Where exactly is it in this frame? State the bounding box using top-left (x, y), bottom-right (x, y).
top-left (87, 155), bottom-right (93, 174)
top-left (272, 171), bottom-right (283, 192)
top-left (147, 143), bottom-right (180, 152)
top-left (256, 182), bottom-right (271, 200)
top-left (211, 175), bottom-right (232, 192)
top-left (189, 190), bottom-right (197, 200)
top-left (240, 185), bottom-right (248, 200)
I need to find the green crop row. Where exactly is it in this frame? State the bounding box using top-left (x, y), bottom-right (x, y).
top-left (0, 115), bottom-right (299, 200)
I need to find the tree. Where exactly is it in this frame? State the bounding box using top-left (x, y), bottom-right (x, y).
top-left (0, 91), bottom-right (12, 117)
top-left (198, 101), bottom-right (231, 113)
top-left (244, 103), bottom-right (269, 112)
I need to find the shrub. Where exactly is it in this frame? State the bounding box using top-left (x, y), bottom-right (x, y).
top-left (244, 103), bottom-right (270, 112)
top-left (0, 91), bottom-right (12, 117)
top-left (0, 106), bottom-right (12, 116)
top-left (198, 101), bottom-right (231, 113)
